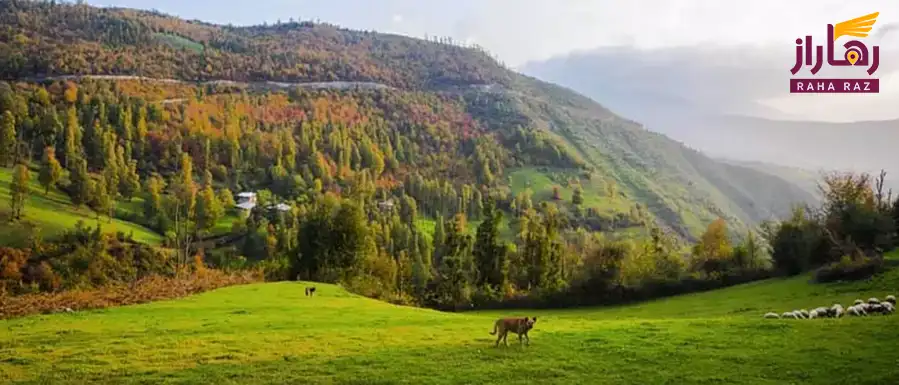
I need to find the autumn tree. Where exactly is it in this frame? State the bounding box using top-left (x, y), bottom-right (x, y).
top-left (692, 218), bottom-right (734, 273)
top-left (169, 153), bottom-right (198, 266)
top-left (218, 188), bottom-right (236, 209)
top-left (196, 173), bottom-right (224, 234)
top-left (818, 171), bottom-right (894, 256)
top-left (9, 163), bottom-right (30, 220)
top-left (143, 174), bottom-right (167, 227)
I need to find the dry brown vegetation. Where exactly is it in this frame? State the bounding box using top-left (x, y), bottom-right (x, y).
top-left (0, 268), bottom-right (262, 319)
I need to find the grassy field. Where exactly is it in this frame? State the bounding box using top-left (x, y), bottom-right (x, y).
top-left (0, 167), bottom-right (163, 247)
top-left (3, 255), bottom-right (899, 384)
top-left (508, 167), bottom-right (632, 216)
top-left (152, 32), bottom-right (205, 53)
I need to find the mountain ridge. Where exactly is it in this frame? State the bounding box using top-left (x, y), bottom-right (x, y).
top-left (0, 0), bottom-right (818, 240)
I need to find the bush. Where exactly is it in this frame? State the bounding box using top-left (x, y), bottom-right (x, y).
top-left (813, 255), bottom-right (886, 283)
top-left (0, 270), bottom-right (262, 319)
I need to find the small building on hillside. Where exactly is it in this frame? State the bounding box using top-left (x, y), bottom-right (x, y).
top-left (270, 203), bottom-right (292, 212)
top-left (236, 192), bottom-right (257, 212)
top-left (377, 199), bottom-right (395, 212)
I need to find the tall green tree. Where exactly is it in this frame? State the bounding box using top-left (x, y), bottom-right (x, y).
top-left (38, 146), bottom-right (62, 195)
top-left (63, 106), bottom-right (80, 169)
top-left (9, 163), bottom-right (30, 220)
top-left (119, 159), bottom-right (141, 201)
top-left (36, 106), bottom-right (61, 154)
top-left (523, 208), bottom-right (565, 293)
top-left (435, 214), bottom-right (475, 308)
top-left (572, 186), bottom-right (584, 206)
top-left (143, 174), bottom-right (167, 224)
top-left (91, 174), bottom-right (112, 221)
top-left (432, 214), bottom-right (446, 263)
top-left (68, 157), bottom-right (91, 208)
top-left (293, 197), bottom-right (371, 282)
top-left (473, 198), bottom-right (508, 289)
top-left (0, 111), bottom-right (16, 166)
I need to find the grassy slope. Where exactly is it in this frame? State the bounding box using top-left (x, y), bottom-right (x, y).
top-left (3, 253), bottom-right (899, 384)
top-left (0, 167), bottom-right (163, 247)
top-left (507, 76), bottom-right (819, 239)
top-left (508, 167), bottom-right (631, 216)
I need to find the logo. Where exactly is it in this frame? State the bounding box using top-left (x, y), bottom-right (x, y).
top-left (789, 12), bottom-right (880, 93)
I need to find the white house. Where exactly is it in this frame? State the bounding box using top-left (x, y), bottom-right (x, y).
top-left (271, 203), bottom-right (292, 212)
top-left (236, 192), bottom-right (257, 211)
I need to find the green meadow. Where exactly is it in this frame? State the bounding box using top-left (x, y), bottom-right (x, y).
top-left (0, 167), bottom-right (163, 247)
top-left (3, 252), bottom-right (899, 384)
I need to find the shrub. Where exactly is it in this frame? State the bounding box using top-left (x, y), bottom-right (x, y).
top-left (0, 270), bottom-right (262, 319)
top-left (813, 254), bottom-right (886, 283)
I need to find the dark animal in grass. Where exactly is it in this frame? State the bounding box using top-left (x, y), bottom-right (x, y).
top-left (305, 286), bottom-right (316, 296)
top-left (490, 317), bottom-right (537, 347)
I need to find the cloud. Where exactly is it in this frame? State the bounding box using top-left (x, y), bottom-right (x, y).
top-left (391, 14), bottom-right (403, 24)
top-left (521, 32), bottom-right (899, 122)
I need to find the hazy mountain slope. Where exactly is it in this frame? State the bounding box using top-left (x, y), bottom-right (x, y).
top-left (489, 77), bottom-right (819, 236)
top-left (0, 1), bottom-right (818, 239)
top-left (520, 49), bottom-right (899, 179)
top-left (716, 159), bottom-right (823, 200)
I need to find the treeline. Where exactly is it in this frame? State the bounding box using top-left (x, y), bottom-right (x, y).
top-left (0, 0), bottom-right (510, 89)
top-left (232, 188), bottom-right (775, 310)
top-left (761, 171), bottom-right (899, 282)
top-left (5, 75), bottom-right (894, 311)
top-left (0, 222), bottom-right (173, 295)
top-left (0, 78), bottom-right (610, 233)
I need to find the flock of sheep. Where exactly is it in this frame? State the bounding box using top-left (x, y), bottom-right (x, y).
top-left (764, 295), bottom-right (896, 319)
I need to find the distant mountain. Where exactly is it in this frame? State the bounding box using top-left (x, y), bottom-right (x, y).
top-left (521, 49), bottom-right (899, 186)
top-left (0, 1), bottom-right (820, 239)
top-left (715, 159), bottom-right (823, 200)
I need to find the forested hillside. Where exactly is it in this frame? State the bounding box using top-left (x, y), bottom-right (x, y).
top-left (0, 1), bottom-right (822, 308)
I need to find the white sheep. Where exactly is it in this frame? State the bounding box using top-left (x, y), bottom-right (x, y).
top-left (854, 299), bottom-right (864, 306)
top-left (764, 312), bottom-right (781, 319)
top-left (830, 304), bottom-right (844, 317)
top-left (868, 297), bottom-right (881, 305)
top-left (809, 309), bottom-right (821, 319)
top-left (799, 309), bottom-right (810, 319)
top-left (880, 302), bottom-right (894, 315)
top-left (814, 307), bottom-right (831, 318)
top-left (834, 307), bottom-right (845, 318)
top-left (782, 311), bottom-right (797, 319)
top-left (848, 305), bottom-right (865, 317)
top-left (869, 304), bottom-right (885, 315)
top-left (886, 295), bottom-right (896, 305)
